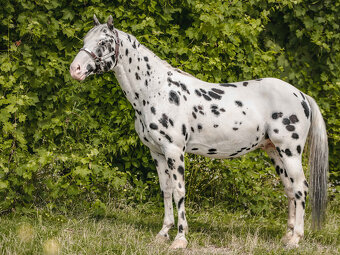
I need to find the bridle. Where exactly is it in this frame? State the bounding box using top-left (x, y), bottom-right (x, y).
top-left (80, 30), bottom-right (120, 73)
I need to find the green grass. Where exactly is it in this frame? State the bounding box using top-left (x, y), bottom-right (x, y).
top-left (0, 200), bottom-right (338, 255)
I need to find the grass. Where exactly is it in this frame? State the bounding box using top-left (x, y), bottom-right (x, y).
top-left (0, 200), bottom-right (338, 255)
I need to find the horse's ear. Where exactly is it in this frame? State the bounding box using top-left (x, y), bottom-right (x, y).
top-left (107, 15), bottom-right (114, 30)
top-left (93, 14), bottom-right (100, 26)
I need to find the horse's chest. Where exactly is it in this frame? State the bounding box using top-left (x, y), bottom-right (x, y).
top-left (134, 116), bottom-right (162, 153)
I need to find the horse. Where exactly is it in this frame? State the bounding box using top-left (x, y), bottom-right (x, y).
top-left (70, 15), bottom-right (328, 249)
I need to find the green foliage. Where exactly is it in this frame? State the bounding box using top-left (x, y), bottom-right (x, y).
top-left (0, 0), bottom-right (339, 213)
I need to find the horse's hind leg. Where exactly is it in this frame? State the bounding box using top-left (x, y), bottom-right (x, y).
top-left (265, 144), bottom-right (296, 243)
top-left (266, 141), bottom-right (308, 247)
top-left (280, 155), bottom-right (308, 247)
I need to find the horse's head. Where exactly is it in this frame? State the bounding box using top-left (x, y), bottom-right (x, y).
top-left (70, 15), bottom-right (120, 81)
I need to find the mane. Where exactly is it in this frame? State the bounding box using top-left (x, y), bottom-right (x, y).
top-left (120, 30), bottom-right (194, 78)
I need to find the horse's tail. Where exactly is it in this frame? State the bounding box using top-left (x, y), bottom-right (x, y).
top-left (306, 95), bottom-right (328, 229)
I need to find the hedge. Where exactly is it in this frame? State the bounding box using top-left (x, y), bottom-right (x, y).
top-left (0, 0), bottom-right (339, 213)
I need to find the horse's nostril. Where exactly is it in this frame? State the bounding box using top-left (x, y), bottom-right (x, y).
top-left (76, 64), bottom-right (81, 71)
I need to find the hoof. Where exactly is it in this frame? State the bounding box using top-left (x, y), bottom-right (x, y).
top-left (284, 235), bottom-right (301, 249)
top-left (169, 239), bottom-right (188, 249)
top-left (281, 230), bottom-right (293, 245)
top-left (154, 233), bottom-right (170, 244)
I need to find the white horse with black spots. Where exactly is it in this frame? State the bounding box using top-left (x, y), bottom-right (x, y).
top-left (70, 15), bottom-right (328, 249)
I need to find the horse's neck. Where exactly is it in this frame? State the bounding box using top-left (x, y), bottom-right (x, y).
top-left (113, 31), bottom-right (170, 109)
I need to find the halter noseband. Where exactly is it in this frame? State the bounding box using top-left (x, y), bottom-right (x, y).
top-left (80, 30), bottom-right (120, 73)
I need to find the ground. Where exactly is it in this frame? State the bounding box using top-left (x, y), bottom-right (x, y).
top-left (0, 200), bottom-right (338, 254)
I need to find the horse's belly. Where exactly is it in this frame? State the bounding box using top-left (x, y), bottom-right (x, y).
top-left (186, 123), bottom-right (267, 158)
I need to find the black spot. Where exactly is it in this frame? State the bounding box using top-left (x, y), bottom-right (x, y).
top-left (235, 101), bottom-right (243, 107)
top-left (199, 111), bottom-right (204, 115)
top-left (193, 106), bottom-right (198, 112)
top-left (302, 201), bottom-right (305, 209)
top-left (220, 108), bottom-right (225, 112)
top-left (285, 149), bottom-right (292, 156)
top-left (272, 112), bottom-right (283, 119)
top-left (132, 41), bottom-right (136, 49)
top-left (265, 133), bottom-right (269, 139)
top-left (159, 113), bottom-right (169, 128)
top-left (191, 127), bottom-right (194, 132)
top-left (295, 193), bottom-right (301, 199)
top-left (144, 56), bottom-right (149, 62)
top-left (178, 165), bottom-right (184, 175)
top-left (125, 48), bottom-right (129, 56)
top-left (195, 89), bottom-right (202, 97)
top-left (180, 154), bottom-right (184, 162)
top-left (129, 57), bottom-right (132, 64)
top-left (169, 119), bottom-right (174, 126)
top-left (211, 88), bottom-right (225, 94)
top-left (301, 101), bottom-right (309, 118)
top-left (233, 127), bottom-right (238, 131)
top-left (243, 82), bottom-right (248, 86)
top-left (151, 107), bottom-right (156, 115)
top-left (173, 174), bottom-right (177, 180)
top-left (220, 83), bottom-right (236, 88)
top-left (286, 125), bottom-right (295, 131)
top-left (145, 79), bottom-right (148, 86)
top-left (181, 211), bottom-right (185, 220)
top-left (292, 133), bottom-right (299, 139)
top-left (154, 159), bottom-right (158, 167)
top-left (169, 91), bottom-right (180, 105)
top-left (300, 92), bottom-right (305, 100)
top-left (257, 125), bottom-right (259, 131)
top-left (178, 197), bottom-right (184, 209)
top-left (289, 114), bottom-right (299, 123)
top-left (293, 93), bottom-right (298, 97)
top-left (178, 224), bottom-right (183, 233)
top-left (304, 180), bottom-right (309, 187)
top-left (197, 124), bottom-right (202, 131)
top-left (297, 145), bottom-right (301, 154)
top-left (282, 118), bottom-right (290, 125)
top-left (167, 158), bottom-right (175, 170)
top-left (135, 72), bottom-right (141, 80)
top-left (86, 64), bottom-right (94, 73)
top-left (275, 166), bottom-right (280, 175)
top-left (135, 92), bottom-right (139, 99)
top-left (209, 148), bottom-right (217, 152)
top-left (164, 134), bottom-right (173, 143)
top-left (298, 191), bottom-right (303, 196)
top-left (199, 88), bottom-right (207, 94)
top-left (146, 63), bottom-right (151, 70)
top-left (182, 124), bottom-right (186, 136)
top-left (242, 111), bottom-right (246, 115)
top-left (213, 124), bottom-right (219, 128)
top-left (274, 129), bottom-right (279, 133)
top-left (208, 91), bottom-right (222, 100)
top-left (149, 123), bottom-right (158, 130)
top-left (276, 147), bottom-right (283, 157)
top-left (192, 112), bottom-right (197, 119)
top-left (203, 94), bottom-right (212, 101)
top-left (212, 110), bottom-right (220, 116)
top-left (192, 148), bottom-right (198, 151)
top-left (290, 178), bottom-right (294, 183)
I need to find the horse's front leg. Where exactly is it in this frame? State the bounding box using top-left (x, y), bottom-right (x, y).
top-left (162, 146), bottom-right (188, 249)
top-left (150, 151), bottom-right (175, 242)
